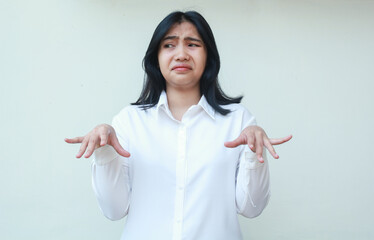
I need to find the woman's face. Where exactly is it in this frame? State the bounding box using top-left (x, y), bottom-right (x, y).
top-left (158, 21), bottom-right (207, 92)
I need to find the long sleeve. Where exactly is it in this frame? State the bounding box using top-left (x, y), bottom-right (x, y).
top-left (91, 145), bottom-right (131, 220)
top-left (235, 108), bottom-right (271, 218)
top-left (91, 113), bottom-right (132, 221)
top-left (235, 148), bottom-right (270, 218)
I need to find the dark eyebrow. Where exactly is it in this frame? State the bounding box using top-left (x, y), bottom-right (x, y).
top-left (185, 37), bottom-right (202, 43)
top-left (162, 35), bottom-right (203, 43)
top-left (162, 36), bottom-right (178, 41)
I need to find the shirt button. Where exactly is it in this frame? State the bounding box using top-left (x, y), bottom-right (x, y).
top-left (177, 219), bottom-right (181, 223)
top-left (178, 186), bottom-right (184, 190)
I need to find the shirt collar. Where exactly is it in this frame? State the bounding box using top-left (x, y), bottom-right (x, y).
top-left (156, 90), bottom-right (169, 112)
top-left (198, 94), bottom-right (216, 120)
top-left (156, 90), bottom-right (216, 120)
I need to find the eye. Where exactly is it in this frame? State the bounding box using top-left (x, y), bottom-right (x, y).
top-left (188, 43), bottom-right (200, 47)
top-left (163, 43), bottom-right (174, 48)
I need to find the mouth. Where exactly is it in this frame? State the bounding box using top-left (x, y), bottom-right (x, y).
top-left (172, 64), bottom-right (192, 71)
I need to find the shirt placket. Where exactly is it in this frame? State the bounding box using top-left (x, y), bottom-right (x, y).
top-left (172, 123), bottom-right (187, 240)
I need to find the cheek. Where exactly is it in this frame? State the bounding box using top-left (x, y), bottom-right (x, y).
top-left (198, 55), bottom-right (207, 73)
top-left (158, 52), bottom-right (171, 66)
top-left (198, 50), bottom-right (207, 67)
top-left (158, 56), bottom-right (168, 74)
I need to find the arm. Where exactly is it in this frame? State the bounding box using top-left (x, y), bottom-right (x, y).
top-left (92, 145), bottom-right (131, 220)
top-left (235, 148), bottom-right (270, 218)
top-left (224, 112), bottom-right (292, 218)
top-left (65, 118), bottom-right (132, 220)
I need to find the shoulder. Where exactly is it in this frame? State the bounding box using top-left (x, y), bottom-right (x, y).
top-left (112, 105), bottom-right (151, 126)
top-left (117, 105), bottom-right (144, 116)
top-left (117, 104), bottom-right (158, 116)
top-left (223, 103), bottom-right (254, 117)
top-left (220, 103), bottom-right (257, 126)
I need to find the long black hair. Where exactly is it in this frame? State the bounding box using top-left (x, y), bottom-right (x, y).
top-left (132, 11), bottom-right (242, 115)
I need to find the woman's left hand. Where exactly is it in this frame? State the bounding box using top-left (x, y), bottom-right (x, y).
top-left (224, 126), bottom-right (292, 162)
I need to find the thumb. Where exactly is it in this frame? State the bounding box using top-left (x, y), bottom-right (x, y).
top-left (110, 134), bottom-right (131, 158)
top-left (224, 135), bottom-right (246, 148)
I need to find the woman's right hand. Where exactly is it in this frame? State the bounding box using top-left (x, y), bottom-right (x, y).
top-left (64, 124), bottom-right (130, 158)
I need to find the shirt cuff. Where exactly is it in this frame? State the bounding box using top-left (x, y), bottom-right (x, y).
top-left (93, 145), bottom-right (119, 166)
top-left (243, 151), bottom-right (266, 170)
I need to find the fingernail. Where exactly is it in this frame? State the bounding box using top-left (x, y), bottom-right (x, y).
top-left (249, 145), bottom-right (254, 149)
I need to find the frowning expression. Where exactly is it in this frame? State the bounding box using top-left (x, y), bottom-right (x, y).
top-left (158, 21), bottom-right (207, 92)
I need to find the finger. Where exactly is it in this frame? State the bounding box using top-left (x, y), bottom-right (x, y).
top-left (100, 132), bottom-right (108, 146)
top-left (264, 139), bottom-right (278, 159)
top-left (246, 134), bottom-right (255, 152)
top-left (84, 138), bottom-right (98, 158)
top-left (76, 138), bottom-right (89, 158)
top-left (65, 136), bottom-right (84, 144)
top-left (255, 132), bottom-right (264, 163)
top-left (224, 135), bottom-right (247, 148)
top-left (269, 134), bottom-right (293, 145)
top-left (110, 134), bottom-right (131, 158)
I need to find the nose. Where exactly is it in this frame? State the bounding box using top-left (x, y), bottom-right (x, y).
top-left (174, 45), bottom-right (189, 61)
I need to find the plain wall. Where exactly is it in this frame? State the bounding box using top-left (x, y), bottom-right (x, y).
top-left (1, 0), bottom-right (374, 239)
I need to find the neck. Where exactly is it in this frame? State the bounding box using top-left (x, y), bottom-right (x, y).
top-left (166, 87), bottom-right (201, 121)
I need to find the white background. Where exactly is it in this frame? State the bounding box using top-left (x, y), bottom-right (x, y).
top-left (1, 0), bottom-right (373, 239)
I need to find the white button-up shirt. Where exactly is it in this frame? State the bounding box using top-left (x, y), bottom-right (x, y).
top-left (92, 91), bottom-right (270, 240)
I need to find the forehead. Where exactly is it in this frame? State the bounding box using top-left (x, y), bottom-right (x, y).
top-left (164, 21), bottom-right (201, 39)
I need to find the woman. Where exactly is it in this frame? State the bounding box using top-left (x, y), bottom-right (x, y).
top-left (65, 11), bottom-right (291, 240)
